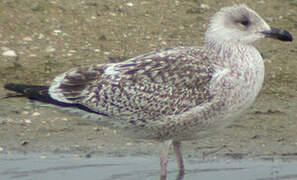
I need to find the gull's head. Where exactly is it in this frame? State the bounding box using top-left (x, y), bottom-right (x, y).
top-left (205, 4), bottom-right (293, 44)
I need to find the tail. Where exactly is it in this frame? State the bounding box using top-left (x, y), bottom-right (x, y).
top-left (3, 83), bottom-right (108, 116)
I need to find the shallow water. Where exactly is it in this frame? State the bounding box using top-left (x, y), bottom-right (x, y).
top-left (1, 152), bottom-right (297, 180)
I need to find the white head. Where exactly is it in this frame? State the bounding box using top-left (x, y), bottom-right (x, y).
top-left (205, 4), bottom-right (292, 44)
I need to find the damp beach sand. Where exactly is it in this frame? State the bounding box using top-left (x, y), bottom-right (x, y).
top-left (0, 0), bottom-right (297, 179)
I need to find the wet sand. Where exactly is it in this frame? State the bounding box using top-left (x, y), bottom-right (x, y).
top-left (0, 0), bottom-right (297, 179)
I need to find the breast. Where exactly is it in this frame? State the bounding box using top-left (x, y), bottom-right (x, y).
top-left (212, 45), bottom-right (265, 118)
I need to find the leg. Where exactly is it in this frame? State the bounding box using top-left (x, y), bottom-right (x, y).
top-left (172, 141), bottom-right (184, 174)
top-left (160, 140), bottom-right (172, 177)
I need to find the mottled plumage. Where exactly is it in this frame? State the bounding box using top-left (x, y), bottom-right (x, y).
top-left (4, 4), bottom-right (292, 177)
top-left (50, 47), bottom-right (216, 135)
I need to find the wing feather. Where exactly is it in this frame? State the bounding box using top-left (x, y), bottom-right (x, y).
top-left (49, 47), bottom-right (216, 123)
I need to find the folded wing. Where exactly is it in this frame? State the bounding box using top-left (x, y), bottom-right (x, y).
top-left (49, 47), bottom-right (216, 125)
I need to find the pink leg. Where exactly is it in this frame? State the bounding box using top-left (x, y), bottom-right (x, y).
top-left (173, 141), bottom-right (184, 174)
top-left (160, 140), bottom-right (172, 177)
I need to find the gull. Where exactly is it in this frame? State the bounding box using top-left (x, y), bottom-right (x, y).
top-left (4, 4), bottom-right (292, 178)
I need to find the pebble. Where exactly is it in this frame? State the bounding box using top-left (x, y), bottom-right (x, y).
top-left (73, 154), bottom-right (80, 158)
top-left (21, 111), bottom-right (29, 115)
top-left (32, 112), bottom-right (40, 116)
top-left (29, 54), bottom-right (37, 57)
top-left (0, 147), bottom-right (3, 152)
top-left (24, 119), bottom-right (32, 124)
top-left (69, 50), bottom-right (77, 53)
top-left (38, 33), bottom-right (45, 39)
top-left (53, 29), bottom-right (62, 34)
top-left (23, 37), bottom-right (33, 41)
top-left (85, 154), bottom-right (92, 158)
top-left (2, 50), bottom-right (17, 57)
top-left (126, 142), bottom-right (133, 146)
top-left (61, 118), bottom-right (68, 121)
top-left (45, 46), bottom-right (56, 52)
top-left (40, 156), bottom-right (47, 159)
top-left (109, 13), bottom-right (116, 17)
top-left (22, 141), bottom-right (29, 146)
top-left (93, 127), bottom-right (101, 131)
top-left (161, 41), bottom-right (167, 45)
top-left (200, 4), bottom-right (210, 10)
top-left (126, 2), bottom-right (133, 7)
top-left (41, 120), bottom-right (47, 124)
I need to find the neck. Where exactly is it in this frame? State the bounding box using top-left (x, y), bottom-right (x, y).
top-left (206, 36), bottom-right (244, 54)
top-left (204, 36), bottom-right (256, 66)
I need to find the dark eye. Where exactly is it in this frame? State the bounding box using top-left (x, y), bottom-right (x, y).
top-left (240, 20), bottom-right (250, 26)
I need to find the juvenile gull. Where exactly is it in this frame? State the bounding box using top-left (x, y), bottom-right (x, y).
top-left (4, 4), bottom-right (292, 177)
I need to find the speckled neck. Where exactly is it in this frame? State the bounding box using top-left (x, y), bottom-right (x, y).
top-left (206, 38), bottom-right (244, 59)
top-left (205, 37), bottom-right (263, 70)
